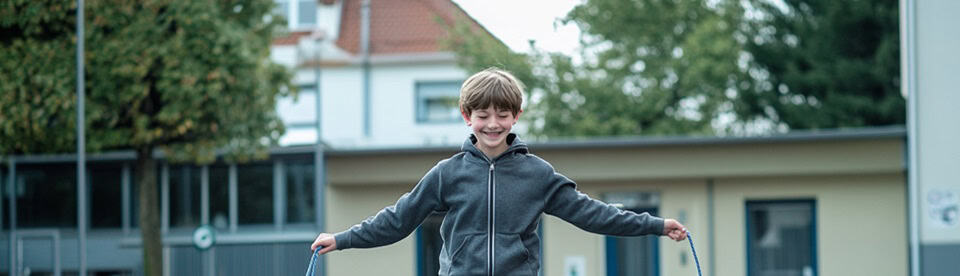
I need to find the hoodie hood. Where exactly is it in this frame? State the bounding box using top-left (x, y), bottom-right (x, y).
top-left (461, 133), bottom-right (529, 162)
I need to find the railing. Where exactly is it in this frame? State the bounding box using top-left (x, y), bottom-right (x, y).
top-left (14, 228), bottom-right (62, 276)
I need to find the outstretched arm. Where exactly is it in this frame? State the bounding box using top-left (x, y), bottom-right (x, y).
top-left (543, 172), bottom-right (685, 241)
top-left (311, 163), bottom-right (445, 254)
top-left (544, 182), bottom-right (664, 236)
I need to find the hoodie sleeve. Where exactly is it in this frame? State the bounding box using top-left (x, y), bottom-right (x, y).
top-left (333, 162), bottom-right (445, 250)
top-left (543, 171), bottom-right (663, 236)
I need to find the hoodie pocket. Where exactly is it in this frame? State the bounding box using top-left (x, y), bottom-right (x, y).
top-left (447, 234), bottom-right (486, 275)
top-left (495, 233), bottom-right (538, 275)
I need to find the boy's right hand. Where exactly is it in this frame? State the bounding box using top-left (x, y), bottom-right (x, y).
top-left (311, 233), bottom-right (337, 255)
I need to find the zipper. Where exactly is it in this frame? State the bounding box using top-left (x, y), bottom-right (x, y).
top-left (487, 162), bottom-right (496, 276)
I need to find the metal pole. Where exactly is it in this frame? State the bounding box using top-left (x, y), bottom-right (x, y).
top-left (161, 164), bottom-right (169, 234)
top-left (360, 0), bottom-right (371, 138)
top-left (201, 165), bottom-right (209, 225)
top-left (228, 164), bottom-right (238, 233)
top-left (273, 160), bottom-right (285, 231)
top-left (902, 0), bottom-right (920, 274)
top-left (201, 165), bottom-right (212, 276)
top-left (122, 164), bottom-right (131, 235)
top-left (76, 0), bottom-right (88, 275)
top-left (7, 159), bottom-right (15, 276)
top-left (314, 35), bottom-right (328, 276)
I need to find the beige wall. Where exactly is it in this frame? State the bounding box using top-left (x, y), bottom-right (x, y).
top-left (714, 173), bottom-right (907, 276)
top-left (322, 135), bottom-right (907, 276)
top-left (327, 184), bottom-right (419, 275)
top-left (542, 179), bottom-right (708, 276)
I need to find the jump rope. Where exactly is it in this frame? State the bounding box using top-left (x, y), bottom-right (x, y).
top-left (305, 247), bottom-right (320, 276)
top-left (686, 229), bottom-right (703, 276)
top-left (305, 230), bottom-right (704, 276)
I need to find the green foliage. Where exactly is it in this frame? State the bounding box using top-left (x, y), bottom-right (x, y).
top-left (444, 0), bottom-right (902, 138)
top-left (1, 1), bottom-right (293, 275)
top-left (737, 0), bottom-right (903, 129)
top-left (539, 0), bottom-right (743, 137)
top-left (0, 0), bottom-right (294, 162)
top-left (438, 14), bottom-right (542, 102)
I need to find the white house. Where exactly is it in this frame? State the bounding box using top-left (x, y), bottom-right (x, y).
top-left (269, 0), bottom-right (497, 148)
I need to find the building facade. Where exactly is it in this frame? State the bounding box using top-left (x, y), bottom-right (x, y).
top-left (3, 127), bottom-right (909, 275)
top-left (6, 0), bottom-right (960, 274)
top-left (269, 0), bottom-right (493, 148)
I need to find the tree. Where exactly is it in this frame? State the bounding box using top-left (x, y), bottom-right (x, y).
top-left (446, 0), bottom-right (744, 138)
top-left (444, 0), bottom-right (902, 138)
top-left (735, 0), bottom-right (903, 129)
top-left (539, 0), bottom-right (744, 137)
top-left (0, 1), bottom-right (293, 275)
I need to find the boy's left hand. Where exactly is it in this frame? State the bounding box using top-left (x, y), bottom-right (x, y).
top-left (663, 219), bottom-right (687, 241)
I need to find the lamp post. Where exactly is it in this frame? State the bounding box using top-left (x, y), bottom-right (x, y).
top-left (76, 0), bottom-right (88, 275)
top-left (309, 28), bottom-right (327, 276)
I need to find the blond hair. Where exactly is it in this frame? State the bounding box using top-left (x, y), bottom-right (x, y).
top-left (458, 67), bottom-right (525, 116)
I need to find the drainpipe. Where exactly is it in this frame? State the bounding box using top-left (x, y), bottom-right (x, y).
top-left (900, 0), bottom-right (920, 274)
top-left (360, 0), bottom-right (371, 138)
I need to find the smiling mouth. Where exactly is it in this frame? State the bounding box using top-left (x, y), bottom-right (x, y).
top-left (482, 130), bottom-right (504, 138)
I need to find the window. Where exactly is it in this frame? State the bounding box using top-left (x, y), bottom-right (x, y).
top-left (277, 85), bottom-right (317, 130)
top-left (416, 81), bottom-right (462, 123)
top-left (237, 162), bottom-right (273, 225)
top-left (297, 0), bottom-right (317, 27)
top-left (285, 156), bottom-right (314, 224)
top-left (16, 164), bottom-right (77, 228)
top-left (169, 165), bottom-right (202, 228)
top-left (90, 162), bottom-right (123, 228)
top-left (604, 192), bottom-right (660, 276)
top-left (746, 200), bottom-right (817, 276)
top-left (273, 0), bottom-right (317, 29)
top-left (416, 212), bottom-right (445, 276)
top-left (209, 164), bottom-right (231, 230)
top-left (605, 208), bottom-right (659, 276)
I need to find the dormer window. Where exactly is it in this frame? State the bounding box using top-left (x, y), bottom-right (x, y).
top-left (274, 0), bottom-right (317, 29)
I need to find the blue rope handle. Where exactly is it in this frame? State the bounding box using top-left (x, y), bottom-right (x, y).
top-left (686, 230), bottom-right (703, 276)
top-left (305, 247), bottom-right (321, 276)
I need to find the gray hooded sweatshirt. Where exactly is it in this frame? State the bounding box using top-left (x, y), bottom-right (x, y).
top-left (334, 134), bottom-right (664, 275)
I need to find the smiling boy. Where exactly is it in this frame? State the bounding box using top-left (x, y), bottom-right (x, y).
top-left (311, 68), bottom-right (687, 275)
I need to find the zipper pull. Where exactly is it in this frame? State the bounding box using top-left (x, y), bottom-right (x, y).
top-left (489, 163), bottom-right (495, 171)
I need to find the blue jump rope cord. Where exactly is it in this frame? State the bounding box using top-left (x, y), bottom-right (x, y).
top-left (686, 230), bottom-right (703, 276)
top-left (305, 247), bottom-right (320, 276)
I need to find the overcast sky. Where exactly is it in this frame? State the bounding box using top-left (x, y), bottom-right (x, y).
top-left (452, 0), bottom-right (583, 55)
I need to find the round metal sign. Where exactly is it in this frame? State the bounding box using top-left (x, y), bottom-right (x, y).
top-left (192, 225), bottom-right (216, 250)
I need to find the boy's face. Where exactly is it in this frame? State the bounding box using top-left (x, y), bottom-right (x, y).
top-left (462, 105), bottom-right (522, 153)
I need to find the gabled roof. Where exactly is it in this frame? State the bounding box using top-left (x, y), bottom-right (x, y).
top-left (272, 31), bottom-right (314, 46)
top-left (334, 0), bottom-right (496, 55)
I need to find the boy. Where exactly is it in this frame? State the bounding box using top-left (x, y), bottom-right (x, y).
top-left (311, 68), bottom-right (687, 275)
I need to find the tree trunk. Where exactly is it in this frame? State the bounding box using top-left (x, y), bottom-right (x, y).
top-left (137, 145), bottom-right (162, 276)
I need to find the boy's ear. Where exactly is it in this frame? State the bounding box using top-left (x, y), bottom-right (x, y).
top-left (462, 111), bottom-right (472, 126)
top-left (513, 109), bottom-right (523, 124)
